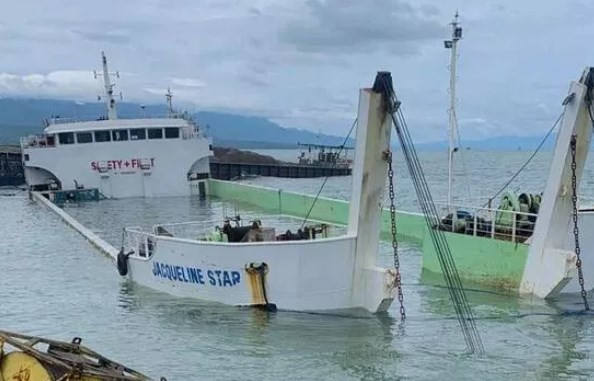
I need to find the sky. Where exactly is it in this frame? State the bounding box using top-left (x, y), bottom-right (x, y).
top-left (0, 0), bottom-right (593, 142)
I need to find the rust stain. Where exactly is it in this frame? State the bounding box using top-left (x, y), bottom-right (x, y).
top-left (245, 263), bottom-right (269, 306)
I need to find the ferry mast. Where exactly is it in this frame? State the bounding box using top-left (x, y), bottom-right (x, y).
top-left (94, 51), bottom-right (119, 120)
top-left (444, 12), bottom-right (462, 206)
top-left (166, 88), bottom-right (174, 117)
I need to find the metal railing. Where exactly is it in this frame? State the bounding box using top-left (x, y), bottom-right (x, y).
top-left (436, 202), bottom-right (538, 243)
top-left (152, 219), bottom-right (221, 240)
top-left (149, 215), bottom-right (344, 242)
top-left (44, 113), bottom-right (191, 126)
top-left (124, 228), bottom-right (152, 259)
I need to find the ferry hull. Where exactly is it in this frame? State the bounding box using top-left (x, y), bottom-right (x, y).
top-left (22, 118), bottom-right (212, 198)
top-left (125, 233), bottom-right (396, 313)
top-left (421, 212), bottom-right (594, 297)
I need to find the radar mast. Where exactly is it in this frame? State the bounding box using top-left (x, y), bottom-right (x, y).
top-left (444, 12), bottom-right (462, 207)
top-left (94, 51), bottom-right (119, 120)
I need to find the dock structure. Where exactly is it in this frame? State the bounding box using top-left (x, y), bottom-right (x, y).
top-left (0, 145), bottom-right (24, 186)
top-left (0, 148), bottom-right (351, 186)
top-left (209, 161), bottom-right (351, 180)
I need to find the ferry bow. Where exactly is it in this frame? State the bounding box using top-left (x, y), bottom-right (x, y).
top-left (121, 73), bottom-right (400, 313)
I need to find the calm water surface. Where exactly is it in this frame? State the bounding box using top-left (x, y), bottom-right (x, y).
top-left (2, 151), bottom-right (594, 380)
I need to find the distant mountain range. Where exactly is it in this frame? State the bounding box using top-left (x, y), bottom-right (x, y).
top-left (0, 97), bottom-right (556, 151)
top-left (417, 134), bottom-right (556, 152)
top-left (0, 98), bottom-right (351, 148)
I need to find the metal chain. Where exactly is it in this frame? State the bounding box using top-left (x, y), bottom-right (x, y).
top-left (570, 135), bottom-right (590, 311)
top-left (386, 150), bottom-right (406, 320)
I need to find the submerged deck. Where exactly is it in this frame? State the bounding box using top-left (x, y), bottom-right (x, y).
top-left (31, 178), bottom-right (533, 295)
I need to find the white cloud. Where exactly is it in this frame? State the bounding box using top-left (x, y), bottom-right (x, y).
top-left (0, 0), bottom-right (592, 140)
top-left (169, 77), bottom-right (207, 88)
top-left (0, 71), bottom-right (98, 98)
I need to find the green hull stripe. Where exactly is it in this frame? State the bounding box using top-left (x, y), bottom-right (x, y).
top-left (208, 179), bottom-right (427, 242)
top-left (421, 231), bottom-right (529, 292)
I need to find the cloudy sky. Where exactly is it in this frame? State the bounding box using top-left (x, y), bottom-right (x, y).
top-left (0, 0), bottom-right (593, 142)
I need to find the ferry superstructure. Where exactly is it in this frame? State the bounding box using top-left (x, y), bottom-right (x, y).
top-left (21, 53), bottom-right (212, 198)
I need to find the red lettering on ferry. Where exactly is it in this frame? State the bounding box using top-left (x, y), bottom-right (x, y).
top-left (90, 158), bottom-right (155, 171)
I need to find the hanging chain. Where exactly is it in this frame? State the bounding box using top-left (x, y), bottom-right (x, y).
top-left (570, 135), bottom-right (590, 311)
top-left (386, 150), bottom-right (406, 320)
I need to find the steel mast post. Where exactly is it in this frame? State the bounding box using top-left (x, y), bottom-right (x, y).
top-left (445, 12), bottom-right (462, 208)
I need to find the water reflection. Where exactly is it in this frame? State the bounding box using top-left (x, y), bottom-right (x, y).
top-left (116, 277), bottom-right (402, 378)
top-left (538, 313), bottom-right (591, 379)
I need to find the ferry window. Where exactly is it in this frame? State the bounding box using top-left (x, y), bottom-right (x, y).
top-left (94, 130), bottom-right (111, 142)
top-left (76, 132), bottom-right (93, 144)
top-left (58, 132), bottom-right (75, 145)
top-left (165, 127), bottom-right (180, 139)
top-left (130, 128), bottom-right (146, 140)
top-left (148, 128), bottom-right (163, 139)
top-left (112, 129), bottom-right (129, 141)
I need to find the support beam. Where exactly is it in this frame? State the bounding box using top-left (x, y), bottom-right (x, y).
top-left (348, 72), bottom-right (396, 312)
top-left (520, 68), bottom-right (594, 298)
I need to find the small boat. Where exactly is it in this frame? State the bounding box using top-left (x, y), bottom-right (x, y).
top-left (0, 330), bottom-right (158, 380)
top-left (118, 72), bottom-right (401, 313)
top-left (297, 143), bottom-right (353, 168)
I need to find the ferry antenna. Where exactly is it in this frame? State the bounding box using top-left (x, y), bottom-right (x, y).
top-left (166, 88), bottom-right (174, 117)
top-left (94, 51), bottom-right (120, 120)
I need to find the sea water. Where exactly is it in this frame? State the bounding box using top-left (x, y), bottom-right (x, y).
top-left (2, 150), bottom-right (594, 380)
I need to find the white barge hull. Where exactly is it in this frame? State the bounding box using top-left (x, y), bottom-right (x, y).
top-left (125, 233), bottom-right (396, 313)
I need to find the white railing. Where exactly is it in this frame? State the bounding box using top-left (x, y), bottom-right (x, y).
top-left (124, 227), bottom-right (156, 259)
top-left (44, 114), bottom-right (189, 126)
top-left (435, 202), bottom-right (538, 243)
top-left (149, 215), bottom-right (344, 241)
top-left (152, 219), bottom-right (221, 240)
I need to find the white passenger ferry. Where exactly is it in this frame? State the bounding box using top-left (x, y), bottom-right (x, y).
top-left (21, 52), bottom-right (212, 198)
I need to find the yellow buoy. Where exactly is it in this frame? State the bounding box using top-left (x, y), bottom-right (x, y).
top-left (0, 351), bottom-right (54, 381)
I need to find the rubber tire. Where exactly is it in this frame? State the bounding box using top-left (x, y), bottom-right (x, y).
top-left (116, 251), bottom-right (128, 276)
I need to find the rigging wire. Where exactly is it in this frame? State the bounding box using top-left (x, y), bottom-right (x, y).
top-left (377, 74), bottom-right (484, 355)
top-left (481, 111), bottom-right (564, 208)
top-left (299, 118), bottom-right (357, 229)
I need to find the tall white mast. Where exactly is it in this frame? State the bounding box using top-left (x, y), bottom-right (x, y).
top-left (166, 88), bottom-right (174, 117)
top-left (94, 51), bottom-right (119, 120)
top-left (444, 12), bottom-right (462, 206)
